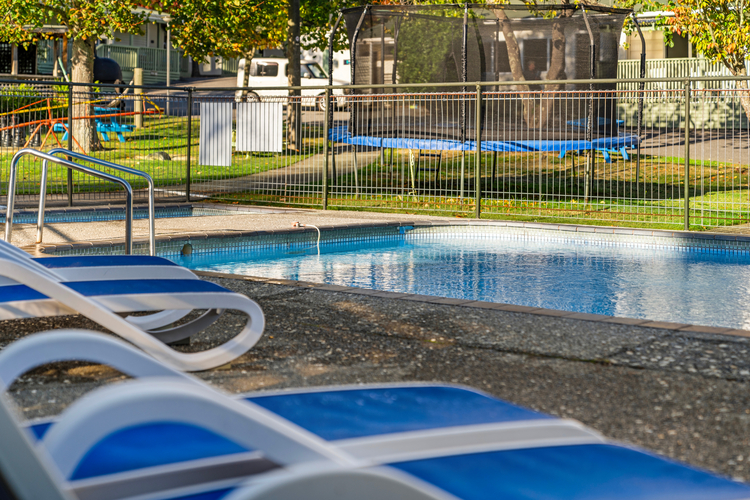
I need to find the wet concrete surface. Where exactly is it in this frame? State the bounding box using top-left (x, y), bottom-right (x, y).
top-left (3, 276), bottom-right (749, 483)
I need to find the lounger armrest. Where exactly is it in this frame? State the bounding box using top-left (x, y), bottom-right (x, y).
top-left (42, 380), bottom-right (357, 479)
top-left (0, 330), bottom-right (191, 391)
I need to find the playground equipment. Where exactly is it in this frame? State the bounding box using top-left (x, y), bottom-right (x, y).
top-left (0, 90), bottom-right (162, 152)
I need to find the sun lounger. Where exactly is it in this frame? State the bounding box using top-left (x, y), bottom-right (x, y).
top-left (1, 238), bottom-right (207, 329)
top-left (0, 258), bottom-right (265, 371)
top-left (0, 239), bottom-right (203, 329)
top-left (0, 237), bottom-right (197, 282)
top-left (3, 330), bottom-right (749, 500)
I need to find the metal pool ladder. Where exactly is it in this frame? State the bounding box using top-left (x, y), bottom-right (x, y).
top-left (3, 148), bottom-right (156, 255)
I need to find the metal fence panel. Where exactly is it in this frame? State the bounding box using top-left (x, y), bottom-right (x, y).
top-left (236, 102), bottom-right (283, 153)
top-left (2, 76), bottom-right (750, 231)
top-left (198, 101), bottom-right (232, 167)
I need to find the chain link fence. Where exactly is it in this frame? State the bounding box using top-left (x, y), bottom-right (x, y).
top-left (2, 76), bottom-right (750, 230)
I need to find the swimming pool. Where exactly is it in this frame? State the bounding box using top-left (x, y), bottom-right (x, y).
top-left (169, 225), bottom-right (750, 331)
top-left (0, 203), bottom-right (283, 224)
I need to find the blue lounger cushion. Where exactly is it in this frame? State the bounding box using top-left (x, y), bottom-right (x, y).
top-left (32, 255), bottom-right (181, 269)
top-left (393, 444), bottom-right (750, 500)
top-left (25, 385), bottom-right (750, 500)
top-left (0, 279), bottom-right (229, 304)
top-left (247, 386), bottom-right (550, 440)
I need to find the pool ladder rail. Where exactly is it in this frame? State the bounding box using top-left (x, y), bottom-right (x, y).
top-left (3, 148), bottom-right (156, 256)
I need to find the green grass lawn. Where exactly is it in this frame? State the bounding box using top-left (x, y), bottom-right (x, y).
top-left (0, 115), bottom-right (323, 194)
top-left (217, 149), bottom-right (750, 231)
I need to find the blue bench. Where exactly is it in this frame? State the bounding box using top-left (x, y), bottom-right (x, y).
top-left (53, 107), bottom-right (134, 143)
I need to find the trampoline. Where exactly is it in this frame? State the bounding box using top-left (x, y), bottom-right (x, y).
top-left (326, 4), bottom-right (645, 170)
top-left (330, 125), bottom-right (639, 163)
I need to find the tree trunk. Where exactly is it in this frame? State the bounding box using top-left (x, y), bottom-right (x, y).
top-left (237, 48), bottom-right (256, 101)
top-left (535, 11), bottom-right (573, 131)
top-left (286, 0), bottom-right (301, 151)
top-left (493, 6), bottom-right (571, 130)
top-left (71, 37), bottom-right (102, 153)
top-left (493, 8), bottom-right (539, 128)
top-left (493, 9), bottom-right (528, 91)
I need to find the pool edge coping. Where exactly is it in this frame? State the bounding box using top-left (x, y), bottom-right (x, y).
top-left (26, 218), bottom-right (750, 255)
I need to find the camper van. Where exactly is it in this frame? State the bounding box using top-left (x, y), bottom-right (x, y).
top-left (236, 58), bottom-right (348, 110)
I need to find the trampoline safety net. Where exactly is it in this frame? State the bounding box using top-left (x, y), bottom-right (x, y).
top-left (341, 3), bottom-right (631, 142)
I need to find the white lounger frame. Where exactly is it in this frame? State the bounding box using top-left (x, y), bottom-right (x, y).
top-left (0, 330), bottom-right (608, 500)
top-left (0, 239), bottom-right (197, 330)
top-left (0, 260), bottom-right (265, 371)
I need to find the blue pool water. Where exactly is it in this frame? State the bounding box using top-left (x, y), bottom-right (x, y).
top-left (174, 234), bottom-right (750, 330)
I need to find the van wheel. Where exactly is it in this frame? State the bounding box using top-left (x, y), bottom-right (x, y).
top-left (245, 91), bottom-right (261, 103)
top-left (316, 95), bottom-right (328, 112)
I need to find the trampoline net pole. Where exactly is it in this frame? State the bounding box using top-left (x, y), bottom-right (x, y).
top-left (633, 14), bottom-right (646, 200)
top-left (349, 5), bottom-right (369, 139)
top-left (461, 4), bottom-right (468, 201)
top-left (581, 5), bottom-right (596, 206)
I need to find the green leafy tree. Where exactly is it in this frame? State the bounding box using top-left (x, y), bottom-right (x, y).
top-left (300, 0), bottom-right (356, 52)
top-left (398, 17), bottom-right (456, 89)
top-left (618, 0), bottom-right (750, 120)
top-left (165, 0), bottom-right (287, 62)
top-left (0, 0), bottom-right (149, 151)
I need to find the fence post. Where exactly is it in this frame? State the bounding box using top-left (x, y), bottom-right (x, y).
top-left (186, 87), bottom-right (193, 203)
top-left (66, 83), bottom-right (73, 207)
top-left (684, 78), bottom-right (691, 231)
top-left (475, 84), bottom-right (482, 219)
top-left (134, 68), bottom-right (143, 129)
top-left (322, 88), bottom-right (330, 210)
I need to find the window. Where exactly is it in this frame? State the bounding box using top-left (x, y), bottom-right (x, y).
top-left (303, 63), bottom-right (327, 79)
top-left (523, 39), bottom-right (549, 73)
top-left (496, 41), bottom-right (511, 73)
top-left (250, 62), bottom-right (278, 77)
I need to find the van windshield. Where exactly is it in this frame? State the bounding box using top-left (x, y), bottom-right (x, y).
top-left (303, 63), bottom-right (327, 79)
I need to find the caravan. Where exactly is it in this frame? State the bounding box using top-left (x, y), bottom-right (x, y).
top-left (235, 58), bottom-right (349, 110)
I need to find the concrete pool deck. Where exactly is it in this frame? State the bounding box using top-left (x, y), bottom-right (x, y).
top-left (1, 206), bottom-right (749, 483)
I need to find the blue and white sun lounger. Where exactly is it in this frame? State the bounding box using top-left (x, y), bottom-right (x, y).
top-left (0, 238), bottom-right (205, 330)
top-left (0, 238), bottom-right (197, 282)
top-left (0, 256), bottom-right (265, 371)
top-left (3, 330), bottom-right (748, 500)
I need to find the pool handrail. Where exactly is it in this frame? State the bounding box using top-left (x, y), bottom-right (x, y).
top-left (4, 149), bottom-right (134, 255)
top-left (47, 148), bottom-right (156, 256)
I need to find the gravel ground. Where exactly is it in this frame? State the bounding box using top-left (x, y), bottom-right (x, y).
top-left (2, 276), bottom-right (749, 483)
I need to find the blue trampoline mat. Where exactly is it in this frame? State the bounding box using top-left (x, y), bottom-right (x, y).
top-left (329, 126), bottom-right (639, 156)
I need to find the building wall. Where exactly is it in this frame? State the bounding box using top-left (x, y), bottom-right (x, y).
top-left (622, 30), bottom-right (691, 60)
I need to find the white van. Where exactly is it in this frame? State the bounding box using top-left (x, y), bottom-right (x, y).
top-left (235, 58), bottom-right (348, 110)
